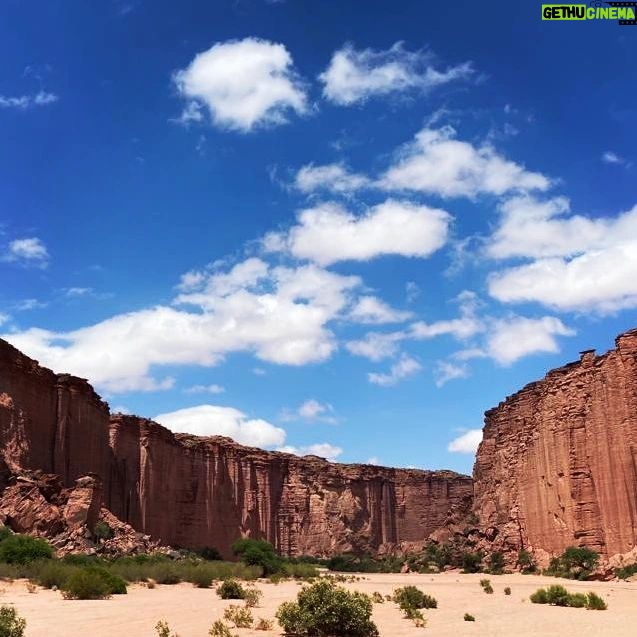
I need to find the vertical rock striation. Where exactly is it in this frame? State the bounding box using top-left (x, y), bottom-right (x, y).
top-left (0, 337), bottom-right (472, 557)
top-left (473, 328), bottom-right (637, 560)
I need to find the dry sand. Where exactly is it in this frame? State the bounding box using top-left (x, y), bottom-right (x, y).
top-left (1, 572), bottom-right (635, 636)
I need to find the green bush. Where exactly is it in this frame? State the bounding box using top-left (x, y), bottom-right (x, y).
top-left (61, 566), bottom-right (126, 599)
top-left (504, 586), bottom-right (511, 596)
top-left (479, 578), bottom-right (493, 594)
top-left (586, 592), bottom-right (607, 610)
top-left (232, 538), bottom-right (281, 576)
top-left (217, 579), bottom-right (246, 600)
top-left (34, 560), bottom-right (77, 589)
top-left (276, 579), bottom-right (379, 636)
top-left (615, 562), bottom-right (637, 580)
top-left (198, 547), bottom-right (222, 561)
top-left (155, 620), bottom-right (180, 637)
top-left (461, 551), bottom-right (483, 574)
top-left (393, 586), bottom-right (437, 611)
top-left (208, 620), bottom-right (236, 637)
top-left (544, 547), bottom-right (599, 580)
top-left (488, 552), bottom-right (505, 574)
top-left (0, 527), bottom-right (12, 543)
top-left (464, 613), bottom-right (475, 622)
top-left (517, 549), bottom-right (537, 574)
top-left (0, 606), bottom-right (26, 637)
top-left (93, 521), bottom-right (114, 542)
top-left (243, 587), bottom-right (262, 608)
top-left (326, 553), bottom-right (403, 573)
top-left (0, 535), bottom-right (53, 565)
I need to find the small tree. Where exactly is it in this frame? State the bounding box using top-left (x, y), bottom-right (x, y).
top-left (231, 538), bottom-right (281, 576)
top-left (0, 534), bottom-right (53, 564)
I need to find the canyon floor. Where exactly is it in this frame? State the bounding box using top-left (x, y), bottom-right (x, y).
top-left (1, 572), bottom-right (635, 636)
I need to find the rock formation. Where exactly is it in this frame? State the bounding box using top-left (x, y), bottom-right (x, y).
top-left (473, 328), bottom-right (637, 562)
top-left (0, 337), bottom-right (473, 557)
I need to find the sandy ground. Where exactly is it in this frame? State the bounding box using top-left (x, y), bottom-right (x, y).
top-left (0, 572), bottom-right (635, 637)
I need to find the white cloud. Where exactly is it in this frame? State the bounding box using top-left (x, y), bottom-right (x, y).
top-left (447, 429), bottom-right (482, 454)
top-left (434, 361), bottom-right (470, 387)
top-left (346, 331), bottom-right (404, 361)
top-left (65, 287), bottom-right (93, 297)
top-left (319, 42), bottom-right (473, 105)
top-left (0, 313), bottom-right (10, 327)
top-left (488, 201), bottom-right (637, 313)
top-left (264, 199), bottom-right (451, 266)
top-left (3, 259), bottom-right (360, 393)
top-left (298, 399), bottom-right (332, 420)
top-left (155, 404), bottom-right (286, 448)
top-left (487, 196), bottom-right (637, 260)
top-left (602, 151), bottom-right (623, 165)
top-left (348, 296), bottom-right (412, 325)
top-left (405, 281), bottom-right (420, 303)
top-left (485, 316), bottom-right (575, 366)
top-left (174, 38), bottom-right (307, 132)
top-left (368, 354), bottom-right (422, 386)
top-left (13, 298), bottom-right (48, 311)
top-left (3, 237), bottom-right (49, 266)
top-left (380, 126), bottom-right (550, 198)
top-left (294, 163), bottom-right (370, 195)
top-left (0, 91), bottom-right (58, 109)
top-left (277, 443), bottom-right (343, 460)
top-left (184, 384), bottom-right (225, 395)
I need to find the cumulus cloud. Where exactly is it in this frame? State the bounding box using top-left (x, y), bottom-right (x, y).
top-left (3, 237), bottom-right (49, 267)
top-left (319, 42), bottom-right (473, 105)
top-left (0, 91), bottom-right (58, 109)
top-left (447, 429), bottom-right (482, 454)
top-left (154, 404), bottom-right (286, 448)
top-left (348, 296), bottom-right (412, 325)
top-left (380, 126), bottom-right (550, 198)
top-left (277, 443), bottom-right (343, 460)
top-left (485, 316), bottom-right (575, 365)
top-left (346, 331), bottom-right (404, 361)
top-left (174, 38), bottom-right (307, 132)
top-left (602, 151), bottom-right (624, 165)
top-left (488, 200), bottom-right (637, 313)
top-left (3, 258), bottom-right (360, 393)
top-left (264, 200), bottom-right (451, 266)
top-left (281, 399), bottom-right (337, 424)
top-left (368, 354), bottom-right (422, 386)
top-left (294, 163), bottom-right (370, 195)
top-left (184, 384), bottom-right (225, 394)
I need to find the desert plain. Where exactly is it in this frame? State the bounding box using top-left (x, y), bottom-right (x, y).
top-left (1, 572), bottom-right (635, 637)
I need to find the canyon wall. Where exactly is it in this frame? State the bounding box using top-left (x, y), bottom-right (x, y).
top-left (473, 328), bottom-right (637, 559)
top-left (0, 338), bottom-right (472, 557)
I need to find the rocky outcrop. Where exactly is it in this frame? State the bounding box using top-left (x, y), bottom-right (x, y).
top-left (473, 328), bottom-right (637, 562)
top-left (0, 337), bottom-right (473, 558)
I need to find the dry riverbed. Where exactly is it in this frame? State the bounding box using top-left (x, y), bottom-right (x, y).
top-left (1, 572), bottom-right (635, 636)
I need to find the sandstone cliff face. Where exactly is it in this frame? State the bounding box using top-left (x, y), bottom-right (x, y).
top-left (474, 329), bottom-right (637, 560)
top-left (107, 415), bottom-right (472, 557)
top-left (0, 337), bottom-right (472, 557)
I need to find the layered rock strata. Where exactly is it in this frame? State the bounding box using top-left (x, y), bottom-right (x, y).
top-left (473, 328), bottom-right (637, 560)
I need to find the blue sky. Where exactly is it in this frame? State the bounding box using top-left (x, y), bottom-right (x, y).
top-left (1, 0), bottom-right (636, 474)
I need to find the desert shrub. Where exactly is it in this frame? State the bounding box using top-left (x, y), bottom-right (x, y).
top-left (276, 579), bottom-right (378, 637)
top-left (61, 554), bottom-right (102, 567)
top-left (504, 586), bottom-right (511, 596)
top-left (488, 552), bottom-right (505, 574)
top-left (0, 528), bottom-right (11, 543)
top-left (0, 535), bottom-right (53, 565)
top-left (93, 521), bottom-right (114, 541)
top-left (33, 560), bottom-right (76, 589)
top-left (545, 547), bottom-right (599, 580)
top-left (0, 606), bottom-right (26, 637)
top-left (255, 617), bottom-right (274, 630)
top-left (371, 591), bottom-right (384, 604)
top-left (208, 620), bottom-right (237, 637)
top-left (529, 588), bottom-right (548, 604)
top-left (243, 587), bottom-right (262, 608)
top-left (155, 620), bottom-right (180, 637)
top-left (326, 553), bottom-right (402, 573)
top-left (616, 562), bottom-right (637, 580)
top-left (217, 579), bottom-right (246, 600)
top-left (223, 605), bottom-right (253, 628)
top-left (393, 586), bottom-right (437, 611)
top-left (479, 578), bottom-right (493, 594)
top-left (148, 562), bottom-right (181, 585)
top-left (198, 546), bottom-right (223, 561)
top-left (231, 538), bottom-right (281, 576)
top-left (568, 593), bottom-right (587, 608)
top-left (62, 568), bottom-right (111, 600)
top-left (517, 549), bottom-right (537, 574)
top-left (464, 613), bottom-right (475, 622)
top-left (280, 562), bottom-right (319, 580)
top-left (461, 551), bottom-right (483, 573)
top-left (586, 592), bottom-right (607, 610)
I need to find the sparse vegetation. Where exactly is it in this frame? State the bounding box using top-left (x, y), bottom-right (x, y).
top-left (208, 620), bottom-right (237, 637)
top-left (544, 547), bottom-right (599, 580)
top-left (217, 579), bottom-right (246, 600)
top-left (517, 549), bottom-right (537, 574)
top-left (223, 605), bottom-right (253, 628)
top-left (0, 606), bottom-right (26, 637)
top-left (461, 551), bottom-right (483, 574)
top-left (155, 620), bottom-right (180, 637)
top-left (255, 617), bottom-right (274, 631)
top-left (464, 613), bottom-right (475, 622)
top-left (61, 566), bottom-right (127, 600)
top-left (488, 552), bottom-right (505, 574)
top-left (276, 579), bottom-right (378, 636)
top-left (393, 586), bottom-right (437, 613)
top-left (530, 585), bottom-right (607, 610)
top-left (615, 562), bottom-right (637, 580)
top-left (0, 534), bottom-right (53, 565)
top-left (479, 579), bottom-right (493, 594)
top-left (93, 521), bottom-right (114, 542)
top-left (371, 591), bottom-right (384, 603)
top-left (243, 587), bottom-right (262, 607)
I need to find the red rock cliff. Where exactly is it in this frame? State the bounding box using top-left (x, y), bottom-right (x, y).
top-left (473, 328), bottom-right (637, 560)
top-left (0, 338), bottom-right (472, 557)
